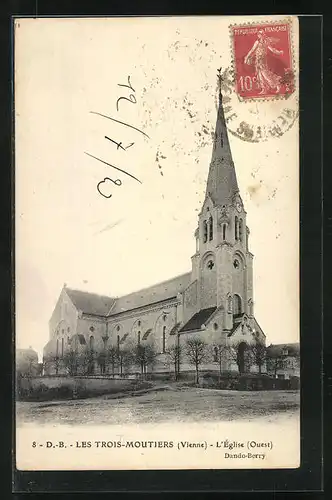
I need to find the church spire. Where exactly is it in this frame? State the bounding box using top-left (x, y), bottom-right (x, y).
top-left (205, 68), bottom-right (239, 206)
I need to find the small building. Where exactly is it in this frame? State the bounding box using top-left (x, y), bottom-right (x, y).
top-left (266, 343), bottom-right (300, 380)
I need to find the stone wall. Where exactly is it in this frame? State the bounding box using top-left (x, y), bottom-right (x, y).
top-left (17, 375), bottom-right (146, 401)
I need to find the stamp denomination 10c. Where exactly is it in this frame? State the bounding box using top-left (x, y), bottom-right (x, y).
top-left (231, 21), bottom-right (294, 100)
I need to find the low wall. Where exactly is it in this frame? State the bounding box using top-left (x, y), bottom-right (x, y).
top-left (30, 376), bottom-right (134, 391)
top-left (17, 375), bottom-right (152, 401)
top-left (198, 371), bottom-right (300, 391)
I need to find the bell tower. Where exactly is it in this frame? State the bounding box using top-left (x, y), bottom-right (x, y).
top-left (192, 69), bottom-right (254, 331)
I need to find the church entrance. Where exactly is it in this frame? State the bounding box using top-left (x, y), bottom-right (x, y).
top-left (237, 342), bottom-right (247, 374)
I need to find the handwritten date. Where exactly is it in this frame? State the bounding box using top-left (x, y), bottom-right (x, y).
top-left (85, 76), bottom-right (148, 199)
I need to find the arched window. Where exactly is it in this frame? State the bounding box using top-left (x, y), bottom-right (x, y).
top-left (162, 326), bottom-right (166, 353)
top-left (203, 220), bottom-right (208, 243)
top-left (61, 338), bottom-right (64, 357)
top-left (137, 331), bottom-right (141, 345)
top-left (235, 216), bottom-right (238, 240)
top-left (222, 224), bottom-right (226, 241)
top-left (239, 219), bottom-right (243, 242)
top-left (233, 294), bottom-right (242, 315)
top-left (213, 346), bottom-right (218, 362)
top-left (89, 335), bottom-right (94, 351)
top-left (56, 339), bottom-right (59, 357)
top-left (208, 216), bottom-right (213, 241)
top-left (117, 334), bottom-right (120, 353)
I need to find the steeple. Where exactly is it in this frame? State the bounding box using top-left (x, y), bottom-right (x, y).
top-left (205, 68), bottom-right (239, 206)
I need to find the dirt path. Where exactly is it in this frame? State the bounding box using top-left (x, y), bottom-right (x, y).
top-left (16, 388), bottom-right (300, 427)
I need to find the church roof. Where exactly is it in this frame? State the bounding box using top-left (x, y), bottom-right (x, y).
top-left (64, 273), bottom-right (191, 318)
top-left (110, 272), bottom-right (191, 315)
top-left (179, 307), bottom-right (217, 333)
top-left (205, 87), bottom-right (239, 206)
top-left (65, 288), bottom-right (116, 317)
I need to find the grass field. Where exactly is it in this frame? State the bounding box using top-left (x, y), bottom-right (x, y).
top-left (16, 386), bottom-right (300, 427)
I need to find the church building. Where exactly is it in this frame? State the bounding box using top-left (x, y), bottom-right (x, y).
top-left (43, 77), bottom-right (266, 376)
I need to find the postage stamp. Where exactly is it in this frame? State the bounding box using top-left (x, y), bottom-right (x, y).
top-left (231, 21), bottom-right (295, 100)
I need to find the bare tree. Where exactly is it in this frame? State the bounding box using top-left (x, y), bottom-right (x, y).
top-left (43, 353), bottom-right (60, 375)
top-left (251, 342), bottom-right (266, 374)
top-left (165, 344), bottom-right (182, 381)
top-left (25, 351), bottom-right (37, 376)
top-left (267, 353), bottom-right (285, 378)
top-left (134, 343), bottom-right (157, 379)
top-left (78, 347), bottom-right (95, 375)
top-left (96, 351), bottom-right (107, 374)
top-left (107, 345), bottom-right (118, 378)
top-left (63, 349), bottom-right (78, 376)
top-left (87, 348), bottom-right (95, 375)
top-left (185, 338), bottom-right (207, 384)
top-left (212, 344), bottom-right (229, 382)
top-left (118, 347), bottom-right (134, 377)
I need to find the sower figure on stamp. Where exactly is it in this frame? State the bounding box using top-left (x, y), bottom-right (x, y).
top-left (244, 29), bottom-right (284, 95)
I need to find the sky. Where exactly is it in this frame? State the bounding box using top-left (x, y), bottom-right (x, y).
top-left (14, 16), bottom-right (299, 360)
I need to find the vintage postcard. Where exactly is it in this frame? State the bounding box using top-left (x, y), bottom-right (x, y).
top-left (14, 15), bottom-right (300, 471)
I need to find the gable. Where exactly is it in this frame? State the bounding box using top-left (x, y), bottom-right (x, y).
top-left (49, 287), bottom-right (67, 326)
top-left (202, 194), bottom-right (214, 213)
top-left (49, 287), bottom-right (79, 337)
top-left (227, 315), bottom-right (265, 344)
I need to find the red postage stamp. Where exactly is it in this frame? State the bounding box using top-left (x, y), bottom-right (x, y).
top-left (231, 21), bottom-right (294, 100)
